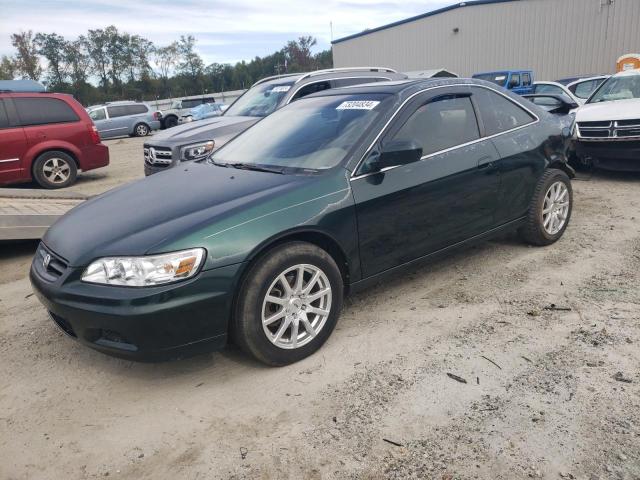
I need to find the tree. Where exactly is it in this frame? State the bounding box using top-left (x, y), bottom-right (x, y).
top-left (177, 35), bottom-right (204, 80)
top-left (285, 36), bottom-right (317, 71)
top-left (86, 28), bottom-right (110, 89)
top-left (11, 31), bottom-right (42, 80)
top-left (35, 32), bottom-right (69, 87)
top-left (0, 55), bottom-right (16, 80)
top-left (65, 37), bottom-right (90, 86)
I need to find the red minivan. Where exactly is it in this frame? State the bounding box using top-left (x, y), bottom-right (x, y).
top-left (0, 89), bottom-right (109, 188)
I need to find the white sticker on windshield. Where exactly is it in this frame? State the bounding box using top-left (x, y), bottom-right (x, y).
top-left (336, 100), bottom-right (380, 110)
top-left (271, 86), bottom-right (291, 93)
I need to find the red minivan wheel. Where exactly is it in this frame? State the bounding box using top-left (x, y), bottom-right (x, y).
top-left (32, 151), bottom-right (78, 189)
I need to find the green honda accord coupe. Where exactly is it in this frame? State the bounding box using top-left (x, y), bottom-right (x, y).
top-left (31, 78), bottom-right (574, 365)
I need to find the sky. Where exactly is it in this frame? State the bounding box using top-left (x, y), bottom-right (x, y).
top-left (0, 0), bottom-right (451, 65)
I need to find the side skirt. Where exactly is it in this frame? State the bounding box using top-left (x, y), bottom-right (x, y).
top-left (349, 217), bottom-right (526, 294)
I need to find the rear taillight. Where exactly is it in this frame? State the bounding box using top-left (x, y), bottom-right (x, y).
top-left (88, 124), bottom-right (101, 144)
top-left (153, 111), bottom-right (161, 120)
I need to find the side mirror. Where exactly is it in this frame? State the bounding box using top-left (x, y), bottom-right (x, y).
top-left (377, 140), bottom-right (423, 170)
top-left (508, 78), bottom-right (520, 89)
top-left (522, 94), bottom-right (578, 114)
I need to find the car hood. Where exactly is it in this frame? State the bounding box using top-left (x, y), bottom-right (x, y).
top-left (148, 115), bottom-right (259, 147)
top-left (43, 163), bottom-right (314, 267)
top-left (576, 98), bottom-right (640, 122)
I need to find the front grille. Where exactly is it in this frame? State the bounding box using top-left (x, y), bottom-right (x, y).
top-left (579, 121), bottom-right (611, 128)
top-left (616, 119), bottom-right (640, 127)
top-left (144, 146), bottom-right (173, 167)
top-left (578, 120), bottom-right (640, 140)
top-left (37, 245), bottom-right (68, 280)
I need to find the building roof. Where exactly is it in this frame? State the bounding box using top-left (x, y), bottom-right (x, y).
top-left (332, 0), bottom-right (519, 44)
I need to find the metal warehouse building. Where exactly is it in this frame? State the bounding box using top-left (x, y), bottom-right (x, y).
top-left (332, 0), bottom-right (640, 81)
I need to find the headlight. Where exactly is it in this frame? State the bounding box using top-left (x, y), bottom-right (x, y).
top-left (180, 141), bottom-right (214, 161)
top-left (81, 248), bottom-right (205, 287)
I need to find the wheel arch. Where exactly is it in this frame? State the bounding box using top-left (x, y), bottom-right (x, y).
top-left (30, 146), bottom-right (80, 179)
top-left (227, 228), bottom-right (352, 338)
top-left (548, 160), bottom-right (576, 179)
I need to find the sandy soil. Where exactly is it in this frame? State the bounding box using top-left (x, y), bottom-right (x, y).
top-left (0, 137), bottom-right (639, 479)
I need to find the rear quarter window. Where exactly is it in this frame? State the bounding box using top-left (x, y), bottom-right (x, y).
top-left (473, 87), bottom-right (536, 136)
top-left (14, 97), bottom-right (80, 126)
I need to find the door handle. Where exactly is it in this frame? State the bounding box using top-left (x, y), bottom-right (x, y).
top-left (477, 156), bottom-right (494, 169)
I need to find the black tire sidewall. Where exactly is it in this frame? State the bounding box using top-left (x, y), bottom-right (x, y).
top-left (164, 116), bottom-right (178, 128)
top-left (236, 242), bottom-right (343, 366)
top-left (33, 151), bottom-right (77, 189)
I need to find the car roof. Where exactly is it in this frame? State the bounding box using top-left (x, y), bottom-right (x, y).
top-left (88, 101), bottom-right (148, 108)
top-left (613, 68), bottom-right (640, 77)
top-left (0, 79), bottom-right (46, 93)
top-left (472, 70), bottom-right (531, 75)
top-left (252, 67), bottom-right (406, 88)
top-left (303, 77), bottom-right (508, 101)
top-left (555, 75), bottom-right (607, 85)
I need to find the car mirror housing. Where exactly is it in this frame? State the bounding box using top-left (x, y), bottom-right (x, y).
top-left (378, 140), bottom-right (423, 170)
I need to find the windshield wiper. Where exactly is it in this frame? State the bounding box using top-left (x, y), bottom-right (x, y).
top-left (226, 163), bottom-right (286, 174)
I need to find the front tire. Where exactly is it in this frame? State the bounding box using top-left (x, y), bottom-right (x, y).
top-left (234, 242), bottom-right (344, 366)
top-left (32, 151), bottom-right (77, 189)
top-left (520, 169), bottom-right (573, 246)
top-left (134, 123), bottom-right (150, 137)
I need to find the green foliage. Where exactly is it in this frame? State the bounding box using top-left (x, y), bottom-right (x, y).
top-left (11, 31), bottom-right (42, 80)
top-left (2, 28), bottom-right (333, 106)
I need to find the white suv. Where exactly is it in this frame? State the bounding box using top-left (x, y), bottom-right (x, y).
top-left (574, 69), bottom-right (640, 171)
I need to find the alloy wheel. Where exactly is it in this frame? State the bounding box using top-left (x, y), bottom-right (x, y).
top-left (542, 181), bottom-right (570, 235)
top-left (42, 157), bottom-right (71, 184)
top-left (262, 264), bottom-right (332, 349)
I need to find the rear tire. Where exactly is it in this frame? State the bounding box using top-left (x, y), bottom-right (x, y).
top-left (234, 242), bottom-right (344, 366)
top-left (134, 123), bottom-right (150, 137)
top-left (32, 151), bottom-right (77, 189)
top-left (519, 169), bottom-right (572, 246)
top-left (163, 116), bottom-right (178, 129)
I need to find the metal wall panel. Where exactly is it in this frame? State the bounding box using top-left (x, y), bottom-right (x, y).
top-left (332, 0), bottom-right (640, 80)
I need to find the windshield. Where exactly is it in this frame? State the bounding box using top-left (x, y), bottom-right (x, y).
top-left (588, 75), bottom-right (640, 103)
top-left (210, 94), bottom-right (389, 172)
top-left (224, 81), bottom-right (294, 117)
top-left (472, 72), bottom-right (509, 87)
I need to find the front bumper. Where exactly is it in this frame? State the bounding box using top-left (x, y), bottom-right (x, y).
top-left (30, 247), bottom-right (243, 361)
top-left (575, 140), bottom-right (640, 171)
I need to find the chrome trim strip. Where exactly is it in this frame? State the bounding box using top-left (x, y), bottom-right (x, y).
top-left (0, 158), bottom-right (19, 163)
top-left (350, 83), bottom-right (540, 181)
top-left (285, 76), bottom-right (394, 105)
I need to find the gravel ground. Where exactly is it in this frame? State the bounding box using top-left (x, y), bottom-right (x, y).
top-left (0, 136), bottom-right (639, 479)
